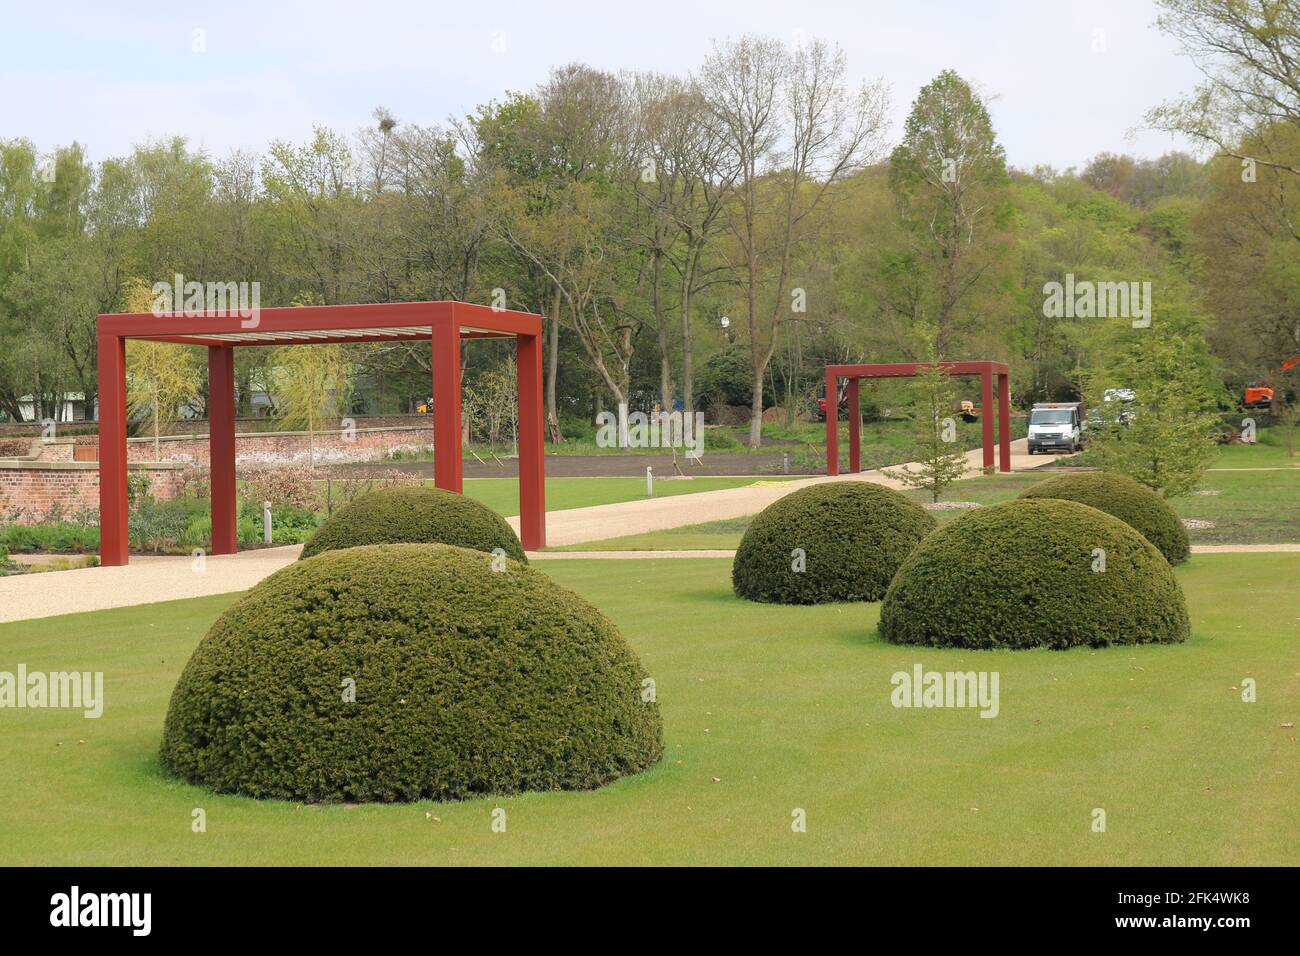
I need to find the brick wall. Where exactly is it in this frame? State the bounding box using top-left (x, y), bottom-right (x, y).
top-left (0, 462), bottom-right (186, 523)
top-left (31, 424), bottom-right (434, 467)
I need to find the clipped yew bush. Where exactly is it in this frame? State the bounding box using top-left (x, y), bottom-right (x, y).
top-left (1018, 470), bottom-right (1190, 564)
top-left (160, 543), bottom-right (662, 801)
top-left (300, 484), bottom-right (525, 562)
top-left (731, 481), bottom-right (937, 604)
top-left (879, 498), bottom-right (1190, 650)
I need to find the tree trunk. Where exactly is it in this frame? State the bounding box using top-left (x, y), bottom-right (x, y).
top-left (546, 286), bottom-right (563, 443)
top-left (748, 372), bottom-right (764, 448)
top-left (680, 248), bottom-right (697, 413)
top-left (652, 250), bottom-right (673, 411)
top-left (617, 398), bottom-right (630, 448)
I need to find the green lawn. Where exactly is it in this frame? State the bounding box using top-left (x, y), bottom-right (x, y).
top-left (0, 554), bottom-right (1296, 865)
top-left (461, 476), bottom-right (757, 517)
top-left (561, 443), bottom-right (1300, 551)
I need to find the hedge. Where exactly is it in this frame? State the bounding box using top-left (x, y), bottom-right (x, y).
top-left (160, 543), bottom-right (663, 801)
top-left (300, 484), bottom-right (525, 562)
top-left (732, 482), bottom-right (937, 604)
top-left (879, 498), bottom-right (1190, 649)
top-left (1018, 470), bottom-right (1190, 564)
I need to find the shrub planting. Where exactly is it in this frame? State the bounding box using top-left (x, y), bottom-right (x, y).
top-left (732, 482), bottom-right (937, 604)
top-left (300, 484), bottom-right (525, 561)
top-left (879, 498), bottom-right (1191, 649)
top-left (160, 543), bottom-right (663, 801)
top-left (1018, 470), bottom-right (1190, 564)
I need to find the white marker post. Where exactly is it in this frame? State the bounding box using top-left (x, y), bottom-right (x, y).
top-left (262, 500), bottom-right (272, 544)
top-left (646, 466), bottom-right (653, 498)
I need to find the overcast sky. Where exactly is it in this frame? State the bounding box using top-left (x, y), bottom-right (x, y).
top-left (2, 0), bottom-right (1206, 170)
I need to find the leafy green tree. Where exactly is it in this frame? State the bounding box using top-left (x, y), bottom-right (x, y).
top-left (272, 342), bottom-right (352, 469)
top-left (1148, 0), bottom-right (1300, 181)
top-left (886, 70), bottom-right (1011, 358)
top-left (1085, 329), bottom-right (1221, 498)
top-left (884, 332), bottom-right (969, 500)
top-left (121, 279), bottom-right (200, 459)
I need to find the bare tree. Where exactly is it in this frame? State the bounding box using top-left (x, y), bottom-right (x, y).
top-left (1148, 0), bottom-right (1300, 178)
top-left (701, 36), bottom-right (889, 447)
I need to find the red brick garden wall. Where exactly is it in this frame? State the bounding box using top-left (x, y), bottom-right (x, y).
top-left (0, 463), bottom-right (186, 522)
top-left (27, 424), bottom-right (432, 466)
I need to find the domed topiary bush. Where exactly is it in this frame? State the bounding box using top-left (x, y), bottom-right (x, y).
top-left (731, 482), bottom-right (937, 604)
top-left (299, 484), bottom-right (526, 562)
top-left (160, 543), bottom-right (662, 801)
top-left (879, 498), bottom-right (1190, 650)
top-left (1017, 470), bottom-right (1190, 564)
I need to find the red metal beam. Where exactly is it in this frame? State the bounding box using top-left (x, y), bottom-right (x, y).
top-left (98, 300), bottom-right (541, 339)
top-left (847, 378), bottom-right (861, 474)
top-left (431, 318), bottom-right (463, 493)
top-left (998, 373), bottom-right (1012, 473)
top-left (980, 369), bottom-right (995, 472)
top-left (826, 361), bottom-right (1010, 378)
top-left (208, 346), bottom-right (237, 555)
top-left (517, 330), bottom-right (546, 550)
top-left (97, 333), bottom-right (129, 566)
top-left (825, 367), bottom-right (839, 476)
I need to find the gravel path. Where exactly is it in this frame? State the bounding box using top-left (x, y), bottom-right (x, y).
top-left (0, 547), bottom-right (304, 624)
top-left (504, 439), bottom-right (1044, 546)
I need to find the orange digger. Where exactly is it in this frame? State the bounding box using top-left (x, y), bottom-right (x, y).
top-left (1243, 356), bottom-right (1300, 409)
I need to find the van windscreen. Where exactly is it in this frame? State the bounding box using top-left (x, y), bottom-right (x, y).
top-left (1030, 410), bottom-right (1073, 424)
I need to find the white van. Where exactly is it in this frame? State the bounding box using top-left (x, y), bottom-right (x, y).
top-left (1027, 402), bottom-right (1084, 455)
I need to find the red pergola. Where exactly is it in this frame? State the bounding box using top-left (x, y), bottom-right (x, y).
top-left (96, 300), bottom-right (546, 566)
top-left (825, 361), bottom-right (1011, 476)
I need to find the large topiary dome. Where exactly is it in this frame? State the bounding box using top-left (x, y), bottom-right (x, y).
top-left (731, 481), bottom-right (937, 604)
top-left (300, 484), bottom-right (526, 562)
top-left (1017, 470), bottom-right (1190, 564)
top-left (160, 543), bottom-right (662, 801)
top-left (878, 498), bottom-right (1190, 649)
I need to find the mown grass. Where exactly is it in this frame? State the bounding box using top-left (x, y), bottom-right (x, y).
top-left (0, 554), bottom-right (1294, 865)
top-left (560, 442), bottom-right (1300, 551)
top-left (461, 476), bottom-right (757, 517)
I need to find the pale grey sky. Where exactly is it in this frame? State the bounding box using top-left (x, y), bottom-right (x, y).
top-left (1, 0), bottom-right (1205, 170)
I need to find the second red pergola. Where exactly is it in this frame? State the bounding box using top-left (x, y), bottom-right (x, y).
top-left (825, 361), bottom-right (1012, 476)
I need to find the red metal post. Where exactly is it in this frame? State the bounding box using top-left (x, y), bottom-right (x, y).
top-left (516, 331), bottom-right (546, 550)
top-left (847, 377), bottom-right (861, 473)
top-left (431, 318), bottom-right (463, 492)
top-left (998, 372), bottom-right (1012, 473)
top-left (208, 346), bottom-right (237, 554)
top-left (980, 368), bottom-right (995, 472)
top-left (825, 367), bottom-right (839, 476)
top-left (97, 332), bottom-right (129, 566)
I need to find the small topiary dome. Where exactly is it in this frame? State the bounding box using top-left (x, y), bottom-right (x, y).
top-left (300, 484), bottom-right (526, 562)
top-left (731, 481), bottom-right (937, 604)
top-left (879, 498), bottom-right (1190, 650)
top-left (1018, 470), bottom-right (1190, 564)
top-left (160, 543), bottom-right (662, 802)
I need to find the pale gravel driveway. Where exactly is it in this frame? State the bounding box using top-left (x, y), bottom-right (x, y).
top-left (505, 439), bottom-right (1043, 547)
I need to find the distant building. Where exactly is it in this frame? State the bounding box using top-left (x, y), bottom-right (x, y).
top-left (13, 393), bottom-right (92, 423)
